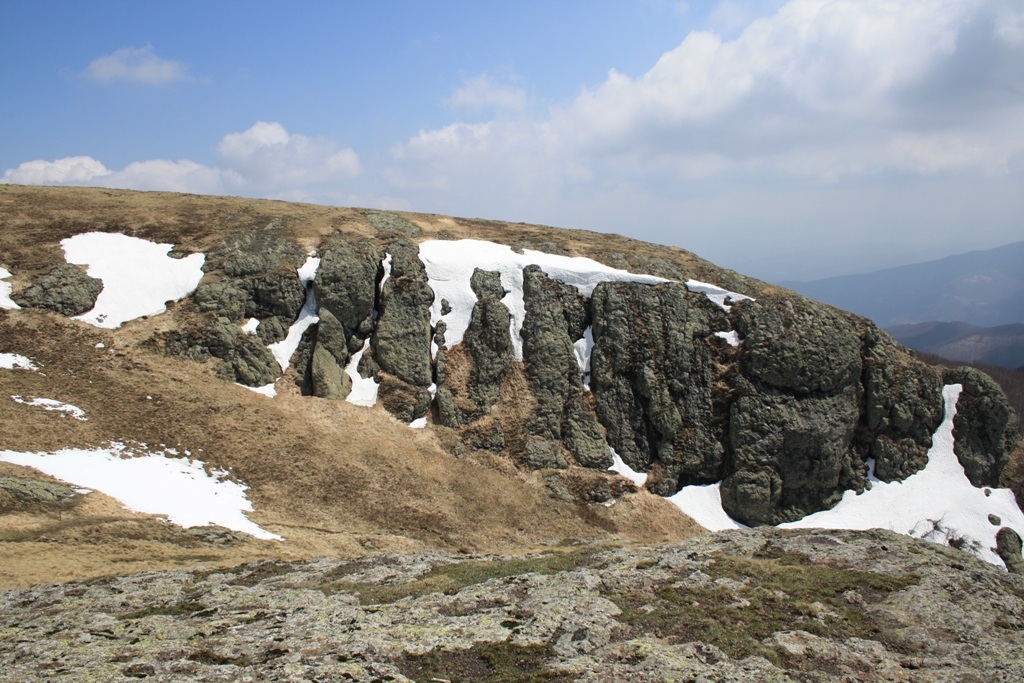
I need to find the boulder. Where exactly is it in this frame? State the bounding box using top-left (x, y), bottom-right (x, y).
top-left (945, 366), bottom-right (1021, 488)
top-left (859, 327), bottom-right (944, 481)
top-left (14, 264), bottom-right (102, 316)
top-left (373, 240), bottom-right (433, 388)
top-left (996, 527), bottom-right (1024, 574)
top-left (313, 239), bottom-right (381, 343)
top-left (310, 345), bottom-right (351, 400)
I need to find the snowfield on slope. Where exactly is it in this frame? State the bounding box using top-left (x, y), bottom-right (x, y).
top-left (0, 444), bottom-right (281, 540)
top-left (668, 384), bottom-right (1024, 566)
top-left (63, 232), bottom-right (206, 329)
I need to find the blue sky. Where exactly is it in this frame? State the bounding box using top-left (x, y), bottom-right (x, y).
top-left (3, 0), bottom-right (1023, 280)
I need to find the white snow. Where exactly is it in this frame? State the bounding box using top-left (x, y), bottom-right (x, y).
top-left (0, 443), bottom-right (281, 540)
top-left (668, 482), bottom-right (748, 531)
top-left (11, 395), bottom-right (86, 421)
top-left (715, 330), bottom-right (743, 346)
top-left (608, 449), bottom-right (649, 488)
top-left (345, 338), bottom-right (379, 406)
top-left (418, 239), bottom-right (667, 361)
top-left (241, 318), bottom-right (260, 335)
top-left (0, 267), bottom-right (20, 309)
top-left (62, 232), bottom-right (205, 329)
top-left (409, 417), bottom-right (428, 429)
top-left (241, 382), bottom-right (277, 397)
top-left (685, 279), bottom-right (753, 312)
top-left (778, 384), bottom-right (1024, 566)
top-left (0, 353), bottom-right (38, 371)
top-left (667, 384), bottom-right (1024, 566)
top-left (573, 326), bottom-right (595, 389)
top-left (267, 256), bottom-right (321, 371)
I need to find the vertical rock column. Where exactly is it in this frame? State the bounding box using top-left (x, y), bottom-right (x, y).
top-left (519, 265), bottom-right (609, 469)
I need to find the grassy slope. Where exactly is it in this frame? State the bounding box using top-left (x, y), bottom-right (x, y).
top-left (0, 185), bottom-right (704, 588)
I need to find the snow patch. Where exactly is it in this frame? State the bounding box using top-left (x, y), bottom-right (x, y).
top-left (241, 382), bottom-right (277, 397)
top-left (268, 256), bottom-right (321, 372)
top-left (418, 239), bottom-right (667, 361)
top-left (11, 395), bottom-right (86, 421)
top-left (0, 267), bottom-right (20, 310)
top-left (668, 482), bottom-right (749, 532)
top-left (0, 353), bottom-right (38, 371)
top-left (685, 279), bottom-right (753, 312)
top-left (608, 449), bottom-right (648, 488)
top-left (715, 330), bottom-right (742, 346)
top-left (62, 232), bottom-right (205, 329)
top-left (345, 338), bottom-right (379, 407)
top-left (0, 443), bottom-right (281, 540)
top-left (574, 326), bottom-right (595, 389)
top-left (409, 417), bottom-right (428, 429)
top-left (241, 318), bottom-right (260, 335)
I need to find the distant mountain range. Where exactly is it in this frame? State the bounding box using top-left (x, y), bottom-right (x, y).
top-left (888, 321), bottom-right (1024, 371)
top-left (781, 241), bottom-right (1024, 329)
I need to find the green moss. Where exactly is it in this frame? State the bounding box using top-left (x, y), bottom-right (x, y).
top-left (398, 642), bottom-right (570, 683)
top-left (320, 549), bottom-right (595, 604)
top-left (605, 553), bottom-right (918, 664)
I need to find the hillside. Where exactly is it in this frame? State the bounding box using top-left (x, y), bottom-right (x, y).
top-left (889, 320), bottom-right (1024, 370)
top-left (1, 185), bottom-right (1022, 593)
top-left (781, 241), bottom-right (1024, 328)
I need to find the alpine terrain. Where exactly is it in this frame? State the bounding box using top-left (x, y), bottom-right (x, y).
top-left (1, 185), bottom-right (1023, 682)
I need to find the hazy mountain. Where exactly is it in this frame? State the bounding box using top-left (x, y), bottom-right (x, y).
top-left (781, 241), bottom-right (1024, 328)
top-left (889, 321), bottom-right (1024, 370)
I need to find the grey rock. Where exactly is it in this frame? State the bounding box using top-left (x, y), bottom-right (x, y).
top-left (859, 327), bottom-right (944, 482)
top-left (167, 319), bottom-right (280, 387)
top-left (735, 297), bottom-right (862, 395)
top-left (313, 238), bottom-right (381, 343)
top-left (725, 387), bottom-right (861, 525)
top-left (996, 527), bottom-right (1024, 574)
top-left (3, 529), bottom-right (1022, 683)
top-left (521, 266), bottom-right (608, 468)
top-left (365, 209), bottom-right (421, 237)
top-left (245, 272), bottom-right (306, 321)
top-left (207, 223), bottom-right (305, 277)
top-left (945, 366), bottom-right (1021, 488)
top-left (13, 264), bottom-right (102, 316)
top-left (193, 280), bottom-right (249, 321)
top-left (590, 281), bottom-right (720, 492)
top-left (463, 270), bottom-right (512, 411)
top-left (523, 437), bottom-right (569, 470)
top-left (378, 375), bottom-right (432, 423)
top-left (310, 345), bottom-right (351, 399)
top-left (373, 240), bottom-right (433, 388)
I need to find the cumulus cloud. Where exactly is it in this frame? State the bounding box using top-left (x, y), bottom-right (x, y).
top-left (83, 45), bottom-right (194, 85)
top-left (445, 74), bottom-right (527, 112)
top-left (394, 0), bottom-right (1024, 188)
top-left (216, 121), bottom-right (362, 187)
top-left (2, 123), bottom-right (359, 197)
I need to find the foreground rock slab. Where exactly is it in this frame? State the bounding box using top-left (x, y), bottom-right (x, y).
top-left (2, 528), bottom-right (1022, 682)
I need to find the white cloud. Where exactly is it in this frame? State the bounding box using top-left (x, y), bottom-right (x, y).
top-left (2, 122), bottom-right (359, 197)
top-left (83, 45), bottom-right (194, 85)
top-left (446, 74), bottom-right (527, 112)
top-left (217, 121), bottom-right (362, 187)
top-left (2, 156), bottom-right (112, 184)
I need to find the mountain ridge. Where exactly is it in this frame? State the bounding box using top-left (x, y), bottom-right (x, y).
top-left (780, 240), bottom-right (1024, 328)
top-left (1, 184), bottom-right (1022, 591)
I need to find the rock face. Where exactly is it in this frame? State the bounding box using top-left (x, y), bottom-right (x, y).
top-left (152, 229), bottom-right (1024, 527)
top-left (521, 266), bottom-right (607, 469)
top-left (13, 264), bottom-right (102, 315)
top-left (591, 281), bottom-right (722, 494)
top-left (3, 528), bottom-right (1022, 682)
top-left (946, 366), bottom-right (1021, 488)
top-left (371, 240), bottom-right (434, 421)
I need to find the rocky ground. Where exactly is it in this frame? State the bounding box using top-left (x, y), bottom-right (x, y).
top-left (2, 527), bottom-right (1022, 682)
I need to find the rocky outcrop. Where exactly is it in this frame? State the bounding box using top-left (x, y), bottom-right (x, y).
top-left (3, 528), bottom-right (1022, 682)
top-left (13, 264), bottom-right (102, 316)
top-left (435, 269), bottom-right (512, 428)
top-left (997, 526), bottom-right (1024, 574)
top-left (859, 327), bottom-right (944, 481)
top-left (373, 240), bottom-right (434, 420)
top-left (946, 366), bottom-right (1021, 488)
top-left (590, 281), bottom-right (722, 494)
top-left (165, 318), bottom-right (281, 386)
top-left (521, 266), bottom-right (608, 469)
